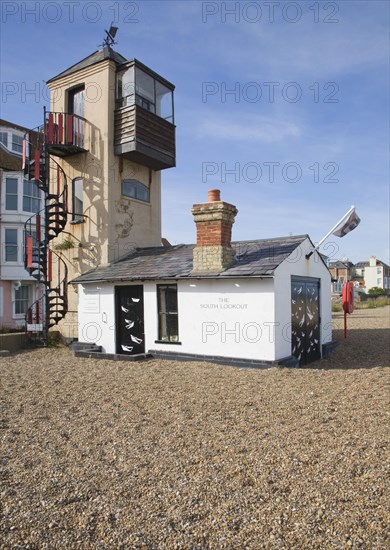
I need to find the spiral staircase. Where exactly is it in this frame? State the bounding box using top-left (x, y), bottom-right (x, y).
top-left (23, 113), bottom-right (73, 345)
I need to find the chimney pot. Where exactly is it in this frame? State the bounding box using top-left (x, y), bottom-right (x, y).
top-left (208, 189), bottom-right (221, 202)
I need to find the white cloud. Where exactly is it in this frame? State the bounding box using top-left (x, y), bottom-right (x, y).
top-left (196, 113), bottom-right (302, 142)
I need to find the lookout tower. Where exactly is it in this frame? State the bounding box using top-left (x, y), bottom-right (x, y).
top-left (23, 32), bottom-right (176, 341)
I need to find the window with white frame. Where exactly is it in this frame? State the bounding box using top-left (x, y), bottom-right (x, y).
top-left (157, 284), bottom-right (179, 342)
top-left (0, 131), bottom-right (8, 147)
top-left (5, 178), bottom-right (18, 210)
top-left (4, 228), bottom-right (18, 262)
top-left (23, 179), bottom-right (40, 213)
top-left (14, 285), bottom-right (30, 316)
top-left (12, 134), bottom-right (23, 154)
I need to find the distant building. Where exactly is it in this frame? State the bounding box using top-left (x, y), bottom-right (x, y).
top-left (357, 256), bottom-right (390, 293)
top-left (0, 119), bottom-right (44, 329)
top-left (328, 260), bottom-right (355, 294)
top-left (329, 256), bottom-right (390, 296)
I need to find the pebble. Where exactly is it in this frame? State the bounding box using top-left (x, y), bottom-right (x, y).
top-left (1, 307), bottom-right (389, 548)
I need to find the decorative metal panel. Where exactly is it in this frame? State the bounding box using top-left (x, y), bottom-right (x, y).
top-left (115, 285), bottom-right (145, 355)
top-left (291, 277), bottom-right (321, 365)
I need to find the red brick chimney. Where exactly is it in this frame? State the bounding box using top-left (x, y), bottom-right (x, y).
top-left (191, 189), bottom-right (238, 273)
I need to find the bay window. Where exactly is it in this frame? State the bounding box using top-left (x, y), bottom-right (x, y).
top-left (116, 64), bottom-right (174, 123)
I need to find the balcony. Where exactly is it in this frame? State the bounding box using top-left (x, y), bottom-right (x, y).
top-left (114, 105), bottom-right (175, 170)
top-left (46, 112), bottom-right (89, 157)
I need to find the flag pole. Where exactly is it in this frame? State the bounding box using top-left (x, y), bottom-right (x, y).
top-left (305, 205), bottom-right (355, 260)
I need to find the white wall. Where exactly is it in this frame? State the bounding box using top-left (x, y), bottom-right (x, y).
top-left (146, 278), bottom-right (276, 361)
top-left (78, 278), bottom-right (277, 360)
top-left (78, 283), bottom-right (116, 352)
top-left (364, 265), bottom-right (382, 291)
top-left (77, 241), bottom-right (332, 362)
top-left (274, 238), bottom-right (332, 359)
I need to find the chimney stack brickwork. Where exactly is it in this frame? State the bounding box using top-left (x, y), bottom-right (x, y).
top-left (192, 191), bottom-right (238, 273)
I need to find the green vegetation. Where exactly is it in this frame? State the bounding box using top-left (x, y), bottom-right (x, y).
top-left (332, 296), bottom-right (390, 313)
top-left (332, 297), bottom-right (390, 312)
top-left (53, 237), bottom-right (75, 251)
top-left (367, 287), bottom-right (387, 296)
top-left (355, 297), bottom-right (390, 309)
top-left (0, 326), bottom-right (25, 334)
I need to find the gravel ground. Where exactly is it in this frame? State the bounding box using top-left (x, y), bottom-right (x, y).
top-left (1, 307), bottom-right (389, 549)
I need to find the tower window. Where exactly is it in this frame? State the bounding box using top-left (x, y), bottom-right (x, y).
top-left (72, 177), bottom-right (84, 222)
top-left (121, 179), bottom-right (150, 203)
top-left (116, 64), bottom-right (174, 123)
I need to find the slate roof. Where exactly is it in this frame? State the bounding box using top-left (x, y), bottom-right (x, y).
top-left (47, 46), bottom-right (127, 83)
top-left (71, 235), bottom-right (309, 284)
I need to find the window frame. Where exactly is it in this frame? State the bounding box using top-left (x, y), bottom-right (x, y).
top-left (5, 177), bottom-right (18, 211)
top-left (121, 179), bottom-right (150, 203)
top-left (0, 131), bottom-right (8, 147)
top-left (71, 177), bottom-right (84, 223)
top-left (4, 228), bottom-right (18, 263)
top-left (156, 284), bottom-right (180, 343)
top-left (23, 179), bottom-right (41, 213)
top-left (11, 134), bottom-right (23, 154)
top-left (116, 64), bottom-right (174, 123)
top-left (13, 284), bottom-right (31, 317)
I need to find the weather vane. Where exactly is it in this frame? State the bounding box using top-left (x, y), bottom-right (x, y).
top-left (102, 23), bottom-right (118, 47)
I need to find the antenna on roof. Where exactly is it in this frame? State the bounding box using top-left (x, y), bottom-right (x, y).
top-left (102, 23), bottom-right (118, 47)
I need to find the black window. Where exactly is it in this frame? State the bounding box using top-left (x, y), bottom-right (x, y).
top-left (157, 284), bottom-right (179, 342)
top-left (122, 179), bottom-right (150, 203)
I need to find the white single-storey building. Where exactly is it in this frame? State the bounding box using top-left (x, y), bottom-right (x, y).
top-left (71, 191), bottom-right (334, 367)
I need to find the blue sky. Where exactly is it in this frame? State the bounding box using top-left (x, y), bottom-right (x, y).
top-left (1, 0), bottom-right (389, 263)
